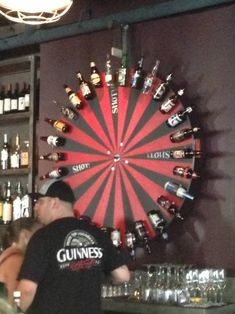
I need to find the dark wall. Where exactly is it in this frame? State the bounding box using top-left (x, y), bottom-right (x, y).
top-left (38, 3), bottom-right (235, 274)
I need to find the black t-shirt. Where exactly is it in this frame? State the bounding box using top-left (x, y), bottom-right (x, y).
top-left (19, 217), bottom-right (126, 314)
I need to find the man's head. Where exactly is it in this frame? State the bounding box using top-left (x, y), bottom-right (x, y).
top-left (33, 180), bottom-right (75, 225)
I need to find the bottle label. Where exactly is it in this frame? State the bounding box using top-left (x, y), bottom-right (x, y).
top-left (0, 100), bottom-right (3, 115)
top-left (153, 84), bottom-right (166, 100)
top-left (13, 197), bottom-right (22, 220)
top-left (118, 68), bottom-right (127, 86)
top-left (91, 73), bottom-right (101, 86)
top-left (3, 203), bottom-right (13, 222)
top-left (47, 136), bottom-right (57, 146)
top-left (18, 96), bottom-right (26, 111)
top-left (24, 93), bottom-right (30, 108)
top-left (11, 99), bottom-right (18, 111)
top-left (171, 150), bottom-right (185, 159)
top-left (170, 130), bottom-right (185, 142)
top-left (105, 74), bottom-right (113, 86)
top-left (54, 121), bottom-right (66, 132)
top-left (160, 99), bottom-right (175, 113)
top-left (48, 169), bottom-right (61, 178)
top-left (10, 153), bottom-right (20, 168)
top-left (80, 83), bottom-right (91, 98)
top-left (4, 98), bottom-right (11, 112)
top-left (0, 202), bottom-right (3, 218)
top-left (20, 152), bottom-right (29, 167)
top-left (167, 114), bottom-right (182, 127)
top-left (69, 93), bottom-right (82, 108)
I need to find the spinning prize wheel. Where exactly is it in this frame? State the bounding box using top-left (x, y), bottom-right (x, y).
top-left (46, 70), bottom-right (201, 239)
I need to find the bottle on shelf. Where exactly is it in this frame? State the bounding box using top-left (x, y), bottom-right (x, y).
top-left (63, 84), bottom-right (83, 109)
top-left (170, 148), bottom-right (202, 159)
top-left (125, 230), bottom-right (136, 259)
top-left (142, 59), bottom-right (160, 94)
top-left (166, 106), bottom-right (193, 128)
top-left (164, 181), bottom-right (194, 200)
top-left (53, 100), bottom-right (79, 121)
top-left (1, 133), bottom-right (10, 171)
top-left (134, 220), bottom-right (151, 254)
top-left (39, 152), bottom-right (65, 162)
top-left (13, 181), bottom-right (23, 221)
top-left (147, 209), bottom-right (168, 240)
top-left (20, 140), bottom-right (29, 168)
top-left (130, 56), bottom-right (144, 90)
top-left (157, 195), bottom-right (183, 220)
top-left (39, 166), bottom-right (69, 180)
top-left (0, 85), bottom-right (5, 115)
top-left (10, 133), bottom-right (21, 169)
top-left (76, 71), bottom-right (93, 100)
top-left (21, 184), bottom-right (31, 217)
top-left (3, 83), bottom-right (12, 114)
top-left (90, 61), bottom-right (102, 88)
top-left (24, 83), bottom-right (30, 111)
top-left (153, 73), bottom-right (173, 101)
top-left (2, 181), bottom-right (13, 225)
top-left (44, 117), bottom-right (70, 133)
top-left (170, 127), bottom-right (200, 143)
top-left (105, 54), bottom-right (113, 87)
top-left (117, 54), bottom-right (128, 87)
top-left (40, 135), bottom-right (66, 147)
top-left (17, 82), bottom-right (26, 112)
top-left (10, 83), bottom-right (19, 113)
top-left (173, 166), bottom-right (199, 179)
top-left (159, 88), bottom-right (185, 114)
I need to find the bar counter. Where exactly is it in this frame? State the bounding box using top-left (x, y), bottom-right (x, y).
top-left (102, 298), bottom-right (235, 314)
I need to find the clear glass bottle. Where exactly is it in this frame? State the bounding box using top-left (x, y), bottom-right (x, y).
top-left (2, 181), bottom-right (13, 225)
top-left (1, 133), bottom-right (10, 170)
top-left (10, 133), bottom-right (21, 169)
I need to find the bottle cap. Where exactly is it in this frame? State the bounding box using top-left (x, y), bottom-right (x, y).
top-left (90, 61), bottom-right (95, 67)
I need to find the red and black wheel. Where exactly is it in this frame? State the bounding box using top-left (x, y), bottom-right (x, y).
top-left (53, 73), bottom-right (200, 238)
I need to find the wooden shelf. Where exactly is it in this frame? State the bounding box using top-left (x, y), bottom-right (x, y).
top-left (0, 111), bottom-right (30, 124)
top-left (0, 168), bottom-right (29, 177)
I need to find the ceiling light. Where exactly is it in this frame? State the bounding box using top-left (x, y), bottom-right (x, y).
top-left (0, 0), bottom-right (73, 25)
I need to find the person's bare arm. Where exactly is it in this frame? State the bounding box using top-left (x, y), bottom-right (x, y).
top-left (111, 265), bottom-right (131, 284)
top-left (17, 279), bottom-right (38, 312)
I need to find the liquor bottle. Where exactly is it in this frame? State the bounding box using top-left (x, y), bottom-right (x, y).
top-left (110, 228), bottom-right (122, 250)
top-left (40, 135), bottom-right (66, 147)
top-left (76, 71), bottom-right (93, 100)
top-left (153, 73), bottom-right (173, 101)
top-left (130, 56), bottom-right (144, 89)
top-left (125, 230), bottom-right (136, 259)
top-left (105, 54), bottom-right (113, 87)
top-left (21, 184), bottom-right (31, 217)
top-left (159, 88), bottom-right (185, 114)
top-left (90, 61), bottom-right (102, 87)
top-left (11, 83), bottom-right (19, 113)
top-left (13, 181), bottom-right (23, 220)
top-left (166, 106), bottom-right (193, 128)
top-left (39, 152), bottom-right (65, 162)
top-left (63, 84), bottom-right (83, 109)
top-left (39, 166), bottom-right (69, 180)
top-left (18, 82), bottom-right (26, 112)
top-left (117, 54), bottom-right (128, 87)
top-left (164, 181), bottom-right (194, 200)
top-left (0, 85), bottom-right (5, 115)
top-left (44, 118), bottom-right (69, 133)
top-left (24, 83), bottom-right (30, 111)
top-left (10, 133), bottom-right (21, 169)
top-left (173, 166), bottom-right (199, 179)
top-left (2, 181), bottom-right (13, 225)
top-left (134, 220), bottom-right (151, 254)
top-left (1, 134), bottom-right (10, 170)
top-left (20, 140), bottom-right (29, 168)
top-left (142, 59), bottom-right (160, 94)
top-left (3, 84), bottom-right (12, 114)
top-left (157, 195), bottom-right (183, 220)
top-left (170, 148), bottom-right (202, 159)
top-left (53, 100), bottom-right (79, 121)
top-left (147, 209), bottom-right (168, 240)
top-left (170, 127), bottom-right (200, 143)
